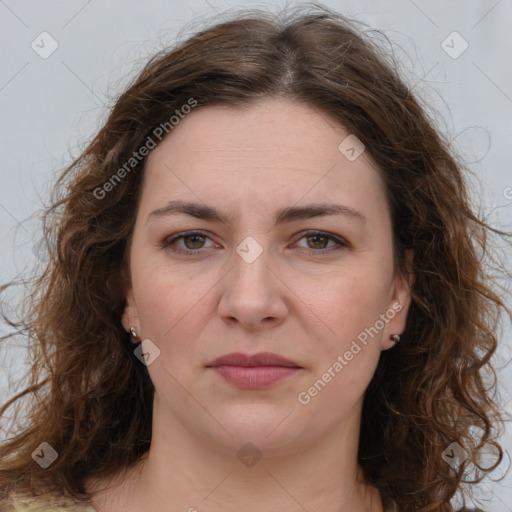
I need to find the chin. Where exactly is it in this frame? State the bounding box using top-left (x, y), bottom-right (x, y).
top-left (206, 408), bottom-right (303, 453)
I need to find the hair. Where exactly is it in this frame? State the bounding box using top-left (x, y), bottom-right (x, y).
top-left (0, 3), bottom-right (510, 511)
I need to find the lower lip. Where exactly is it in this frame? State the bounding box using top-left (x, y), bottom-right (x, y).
top-left (208, 365), bottom-right (301, 389)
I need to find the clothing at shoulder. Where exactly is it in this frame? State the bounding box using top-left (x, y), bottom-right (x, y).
top-left (1, 494), bottom-right (97, 512)
top-left (2, 496), bottom-right (487, 512)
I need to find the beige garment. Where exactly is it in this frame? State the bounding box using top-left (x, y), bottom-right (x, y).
top-left (0, 494), bottom-right (97, 512)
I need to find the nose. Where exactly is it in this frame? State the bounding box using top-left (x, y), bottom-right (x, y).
top-left (217, 243), bottom-right (288, 331)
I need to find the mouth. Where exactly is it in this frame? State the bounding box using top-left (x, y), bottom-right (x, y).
top-left (206, 352), bottom-right (303, 389)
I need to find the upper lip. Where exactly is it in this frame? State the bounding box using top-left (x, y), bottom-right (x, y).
top-left (207, 352), bottom-right (302, 368)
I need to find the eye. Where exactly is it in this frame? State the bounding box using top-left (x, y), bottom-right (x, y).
top-left (161, 231), bottom-right (218, 255)
top-left (293, 230), bottom-right (348, 256)
top-left (161, 230), bottom-right (349, 257)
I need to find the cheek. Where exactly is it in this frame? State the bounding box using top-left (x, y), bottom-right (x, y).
top-left (131, 265), bottom-right (212, 390)
top-left (299, 270), bottom-right (388, 412)
top-left (131, 254), bottom-right (213, 347)
top-left (306, 263), bottom-right (393, 348)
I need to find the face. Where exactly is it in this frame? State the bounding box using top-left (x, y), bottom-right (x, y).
top-left (122, 98), bottom-right (412, 455)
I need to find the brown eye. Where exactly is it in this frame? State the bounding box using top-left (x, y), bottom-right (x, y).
top-left (306, 234), bottom-right (329, 249)
top-left (294, 231), bottom-right (348, 256)
top-left (182, 234), bottom-right (206, 250)
top-left (161, 231), bottom-right (217, 255)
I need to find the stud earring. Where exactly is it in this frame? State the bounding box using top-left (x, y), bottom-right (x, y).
top-left (130, 327), bottom-right (138, 339)
top-left (390, 334), bottom-right (400, 343)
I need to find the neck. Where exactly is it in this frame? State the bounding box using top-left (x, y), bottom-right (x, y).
top-left (87, 397), bottom-right (383, 512)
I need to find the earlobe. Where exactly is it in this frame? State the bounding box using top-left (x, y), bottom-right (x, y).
top-left (121, 286), bottom-right (140, 343)
top-left (381, 250), bottom-right (414, 350)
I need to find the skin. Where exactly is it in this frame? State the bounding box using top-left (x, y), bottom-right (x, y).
top-left (86, 98), bottom-right (412, 512)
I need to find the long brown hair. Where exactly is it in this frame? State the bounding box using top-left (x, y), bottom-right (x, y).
top-left (1, 4), bottom-right (510, 511)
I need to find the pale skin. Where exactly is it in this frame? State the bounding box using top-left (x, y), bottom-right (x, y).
top-left (85, 98), bottom-right (413, 512)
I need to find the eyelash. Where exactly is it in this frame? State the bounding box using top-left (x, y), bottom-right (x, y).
top-left (160, 230), bottom-right (348, 257)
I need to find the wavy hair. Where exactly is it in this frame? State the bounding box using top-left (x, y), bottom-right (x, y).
top-left (1, 4), bottom-right (510, 511)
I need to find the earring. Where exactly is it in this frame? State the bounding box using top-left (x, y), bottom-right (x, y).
top-left (130, 327), bottom-right (138, 338)
top-left (390, 334), bottom-right (400, 343)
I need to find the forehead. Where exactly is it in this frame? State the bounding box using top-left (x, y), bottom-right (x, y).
top-left (148, 98), bottom-right (356, 168)
top-left (141, 98), bottom-right (387, 220)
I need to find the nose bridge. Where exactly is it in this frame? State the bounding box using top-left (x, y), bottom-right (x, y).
top-left (231, 234), bottom-right (273, 294)
top-left (217, 234), bottom-right (287, 327)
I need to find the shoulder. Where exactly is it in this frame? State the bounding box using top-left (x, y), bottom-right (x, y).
top-left (1, 493), bottom-right (97, 512)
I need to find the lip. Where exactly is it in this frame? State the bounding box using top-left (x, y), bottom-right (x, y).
top-left (206, 352), bottom-right (302, 389)
top-left (207, 352), bottom-right (301, 368)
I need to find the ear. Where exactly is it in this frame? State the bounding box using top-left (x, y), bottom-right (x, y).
top-left (381, 249), bottom-right (414, 351)
top-left (121, 285), bottom-right (140, 344)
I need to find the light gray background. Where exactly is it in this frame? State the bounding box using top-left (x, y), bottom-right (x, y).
top-left (0, 0), bottom-right (511, 509)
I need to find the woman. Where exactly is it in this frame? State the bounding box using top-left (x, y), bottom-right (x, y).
top-left (0, 4), bottom-right (508, 511)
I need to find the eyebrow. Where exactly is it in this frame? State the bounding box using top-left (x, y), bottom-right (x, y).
top-left (146, 200), bottom-right (366, 226)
